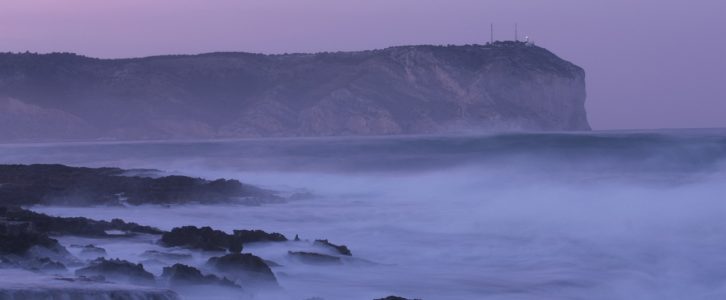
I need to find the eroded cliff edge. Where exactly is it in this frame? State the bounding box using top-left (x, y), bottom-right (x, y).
top-left (0, 41), bottom-right (590, 141)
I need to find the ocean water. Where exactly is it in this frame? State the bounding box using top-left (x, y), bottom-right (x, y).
top-left (2, 130), bottom-right (726, 299)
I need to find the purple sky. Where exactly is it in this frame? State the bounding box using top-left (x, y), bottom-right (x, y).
top-left (1, 0), bottom-right (724, 130)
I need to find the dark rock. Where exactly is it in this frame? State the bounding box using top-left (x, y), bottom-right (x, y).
top-left (0, 164), bottom-right (277, 206)
top-left (294, 234), bottom-right (301, 241)
top-left (206, 253), bottom-right (277, 287)
top-left (287, 251), bottom-right (342, 265)
top-left (374, 297), bottom-right (420, 300)
top-left (314, 239), bottom-right (352, 256)
top-left (75, 258), bottom-right (155, 285)
top-left (0, 224), bottom-right (73, 272)
top-left (0, 206), bottom-right (162, 237)
top-left (161, 226), bottom-right (239, 252)
top-left (26, 257), bottom-right (67, 272)
top-left (161, 226), bottom-right (287, 253)
top-left (0, 230), bottom-right (60, 256)
top-left (78, 244), bottom-right (107, 258)
top-left (232, 229), bottom-right (287, 243)
top-left (161, 263), bottom-right (239, 288)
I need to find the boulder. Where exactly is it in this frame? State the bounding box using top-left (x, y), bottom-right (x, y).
top-left (161, 226), bottom-right (287, 253)
top-left (26, 257), bottom-right (67, 272)
top-left (77, 244), bottom-right (107, 258)
top-left (0, 230), bottom-right (60, 256)
top-left (160, 226), bottom-right (240, 252)
top-left (206, 253), bottom-right (277, 287)
top-left (232, 230), bottom-right (287, 244)
top-left (75, 258), bottom-right (155, 286)
top-left (161, 263), bottom-right (238, 288)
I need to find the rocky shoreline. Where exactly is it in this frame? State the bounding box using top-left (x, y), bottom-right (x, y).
top-left (0, 164), bottom-right (417, 299)
top-left (0, 164), bottom-right (281, 206)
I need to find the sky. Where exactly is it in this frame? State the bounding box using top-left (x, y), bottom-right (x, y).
top-left (0, 0), bottom-right (724, 130)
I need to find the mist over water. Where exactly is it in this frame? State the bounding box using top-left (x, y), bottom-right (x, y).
top-left (3, 130), bottom-right (726, 299)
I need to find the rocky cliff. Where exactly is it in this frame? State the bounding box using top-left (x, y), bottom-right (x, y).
top-left (0, 42), bottom-right (590, 141)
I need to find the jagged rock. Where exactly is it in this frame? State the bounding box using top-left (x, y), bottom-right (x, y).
top-left (26, 257), bottom-right (67, 272)
top-left (160, 226), bottom-right (241, 252)
top-left (0, 206), bottom-right (162, 236)
top-left (0, 230), bottom-right (60, 256)
top-left (287, 251), bottom-right (342, 265)
top-left (206, 253), bottom-right (277, 287)
top-left (161, 264), bottom-right (238, 288)
top-left (77, 244), bottom-right (107, 258)
top-left (314, 239), bottom-right (352, 256)
top-left (0, 164), bottom-right (276, 206)
top-left (0, 43), bottom-right (589, 142)
top-left (161, 226), bottom-right (287, 253)
top-left (75, 258), bottom-right (155, 286)
top-left (232, 229), bottom-right (287, 243)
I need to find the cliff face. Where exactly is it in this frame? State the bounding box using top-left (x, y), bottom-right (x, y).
top-left (0, 42), bottom-right (590, 141)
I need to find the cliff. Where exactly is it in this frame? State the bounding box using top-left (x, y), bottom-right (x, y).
top-left (0, 42), bottom-right (590, 141)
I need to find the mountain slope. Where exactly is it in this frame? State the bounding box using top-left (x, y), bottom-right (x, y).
top-left (0, 42), bottom-right (590, 141)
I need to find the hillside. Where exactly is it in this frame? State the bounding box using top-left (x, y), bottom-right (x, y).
top-left (0, 42), bottom-right (590, 141)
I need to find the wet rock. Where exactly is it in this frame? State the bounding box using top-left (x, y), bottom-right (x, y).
top-left (77, 244), bottom-right (107, 258)
top-left (232, 229), bottom-right (287, 243)
top-left (161, 226), bottom-right (287, 253)
top-left (0, 230), bottom-right (61, 256)
top-left (75, 258), bottom-right (155, 286)
top-left (287, 251), bottom-right (342, 265)
top-left (161, 226), bottom-right (240, 252)
top-left (206, 253), bottom-right (277, 287)
top-left (314, 239), bottom-right (352, 256)
top-left (26, 257), bottom-right (67, 272)
top-left (0, 164), bottom-right (278, 206)
top-left (0, 206), bottom-right (162, 237)
top-left (161, 264), bottom-right (239, 288)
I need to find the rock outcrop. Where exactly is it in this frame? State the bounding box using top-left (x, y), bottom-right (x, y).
top-left (206, 253), bottom-right (278, 287)
top-left (161, 226), bottom-right (243, 253)
top-left (0, 42), bottom-right (589, 141)
top-left (75, 258), bottom-right (156, 286)
top-left (161, 226), bottom-right (288, 253)
top-left (0, 164), bottom-right (276, 206)
top-left (161, 264), bottom-right (238, 288)
top-left (0, 206), bottom-right (162, 236)
top-left (314, 239), bottom-right (352, 256)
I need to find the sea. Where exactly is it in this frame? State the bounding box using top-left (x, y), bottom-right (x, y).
top-left (1, 129), bottom-right (726, 300)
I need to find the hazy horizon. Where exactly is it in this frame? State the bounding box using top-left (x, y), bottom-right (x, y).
top-left (1, 0), bottom-right (724, 130)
